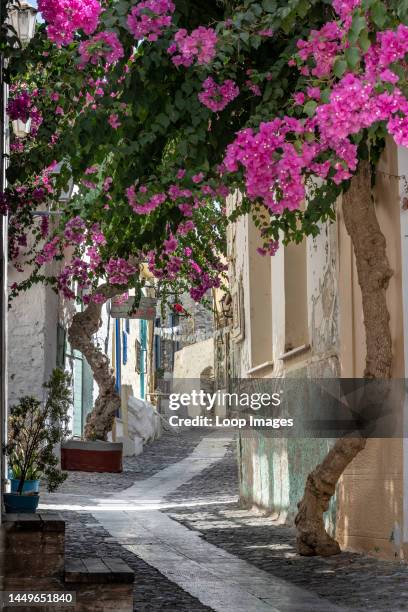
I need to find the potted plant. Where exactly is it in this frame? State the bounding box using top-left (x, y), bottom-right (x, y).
top-left (4, 369), bottom-right (71, 513)
top-left (9, 451), bottom-right (41, 494)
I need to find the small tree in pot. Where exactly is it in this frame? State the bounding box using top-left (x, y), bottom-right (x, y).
top-left (5, 369), bottom-right (71, 507)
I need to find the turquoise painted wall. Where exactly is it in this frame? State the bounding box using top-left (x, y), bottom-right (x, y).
top-left (238, 432), bottom-right (337, 533)
top-left (237, 373), bottom-right (339, 533)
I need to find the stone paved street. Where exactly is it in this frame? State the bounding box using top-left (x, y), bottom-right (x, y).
top-left (58, 428), bottom-right (206, 496)
top-left (40, 430), bottom-right (408, 611)
top-left (164, 438), bottom-right (408, 611)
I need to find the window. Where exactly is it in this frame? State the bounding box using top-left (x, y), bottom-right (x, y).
top-left (284, 239), bottom-right (308, 352)
top-left (248, 217), bottom-right (273, 368)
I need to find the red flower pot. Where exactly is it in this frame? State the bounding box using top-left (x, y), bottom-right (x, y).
top-left (61, 440), bottom-right (123, 473)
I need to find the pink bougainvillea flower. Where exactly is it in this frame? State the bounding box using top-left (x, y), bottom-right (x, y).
top-left (192, 172), bottom-right (204, 184)
top-left (198, 77), bottom-right (239, 112)
top-left (246, 81), bottom-right (262, 96)
top-left (91, 293), bottom-right (106, 304)
top-left (108, 114), bottom-right (121, 129)
top-left (307, 86), bottom-right (321, 100)
top-left (106, 258), bottom-right (136, 285)
top-left (64, 216), bottom-right (87, 245)
top-left (293, 92), bottom-right (305, 105)
top-left (126, 186), bottom-right (166, 214)
top-left (127, 0), bottom-right (175, 42)
top-left (35, 236), bottom-right (60, 265)
top-left (85, 165), bottom-right (98, 175)
top-left (78, 31), bottom-right (124, 69)
top-left (7, 91), bottom-right (31, 122)
top-left (168, 26), bottom-right (217, 67)
top-left (38, 0), bottom-right (102, 46)
top-left (163, 236), bottom-right (178, 254)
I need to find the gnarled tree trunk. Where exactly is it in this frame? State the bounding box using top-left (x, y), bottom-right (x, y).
top-left (295, 160), bottom-right (393, 556)
top-left (68, 285), bottom-right (122, 441)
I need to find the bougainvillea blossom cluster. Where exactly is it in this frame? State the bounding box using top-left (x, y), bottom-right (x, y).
top-left (127, 0), bottom-right (175, 42)
top-left (296, 22), bottom-right (343, 78)
top-left (168, 27), bottom-right (218, 67)
top-left (13, 0), bottom-right (408, 311)
top-left (38, 0), bottom-right (102, 46)
top-left (198, 77), bottom-right (240, 112)
top-left (105, 258), bottom-right (137, 285)
top-left (78, 32), bottom-right (124, 68)
top-left (126, 186), bottom-right (167, 214)
top-left (224, 0), bottom-right (408, 215)
top-left (7, 91), bottom-right (31, 122)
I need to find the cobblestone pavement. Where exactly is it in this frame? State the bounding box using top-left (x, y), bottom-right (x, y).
top-left (58, 428), bottom-right (206, 496)
top-left (52, 429), bottom-right (213, 611)
top-left (63, 510), bottom-right (212, 612)
top-left (44, 429), bottom-right (408, 611)
top-left (163, 439), bottom-right (408, 612)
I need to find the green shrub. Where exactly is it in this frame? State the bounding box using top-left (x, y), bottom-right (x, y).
top-left (6, 369), bottom-right (71, 494)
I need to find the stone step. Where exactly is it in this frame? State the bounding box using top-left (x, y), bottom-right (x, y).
top-left (1, 512), bottom-right (65, 580)
top-left (65, 557), bottom-right (134, 584)
top-left (64, 557), bottom-right (134, 611)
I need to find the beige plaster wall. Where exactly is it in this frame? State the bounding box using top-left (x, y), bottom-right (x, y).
top-left (336, 141), bottom-right (405, 559)
top-left (229, 140), bottom-right (407, 559)
top-left (173, 338), bottom-right (214, 417)
top-left (173, 337), bottom-right (214, 380)
top-left (111, 316), bottom-right (144, 439)
top-left (228, 195), bottom-right (339, 379)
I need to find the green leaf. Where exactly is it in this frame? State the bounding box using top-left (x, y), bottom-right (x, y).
top-left (175, 90), bottom-right (185, 110)
top-left (110, 0), bottom-right (129, 16)
top-left (345, 46), bottom-right (360, 69)
top-left (156, 113), bottom-right (170, 128)
top-left (333, 58), bottom-right (347, 78)
top-left (370, 1), bottom-right (388, 27)
top-left (358, 29), bottom-right (371, 52)
top-left (348, 14), bottom-right (367, 44)
top-left (262, 0), bottom-right (277, 13)
top-left (397, 0), bottom-right (408, 24)
top-left (251, 35), bottom-right (262, 49)
top-left (320, 88), bottom-right (331, 103)
top-left (303, 100), bottom-right (317, 116)
top-left (297, 0), bottom-right (311, 18)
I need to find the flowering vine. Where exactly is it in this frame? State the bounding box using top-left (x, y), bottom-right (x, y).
top-left (6, 0), bottom-right (408, 308)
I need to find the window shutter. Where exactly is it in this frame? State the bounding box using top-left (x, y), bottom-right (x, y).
top-left (122, 330), bottom-right (128, 365)
top-left (56, 324), bottom-right (66, 369)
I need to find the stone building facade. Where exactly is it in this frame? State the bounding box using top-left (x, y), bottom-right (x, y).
top-left (8, 260), bottom-right (153, 448)
top-left (8, 259), bottom-right (62, 407)
top-left (223, 141), bottom-right (408, 560)
top-left (153, 293), bottom-right (214, 378)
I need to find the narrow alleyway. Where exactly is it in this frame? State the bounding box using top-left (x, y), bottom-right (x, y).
top-left (40, 431), bottom-right (408, 612)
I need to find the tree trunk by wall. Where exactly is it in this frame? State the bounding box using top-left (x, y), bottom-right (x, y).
top-left (295, 160), bottom-right (393, 556)
top-left (68, 285), bottom-right (122, 441)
